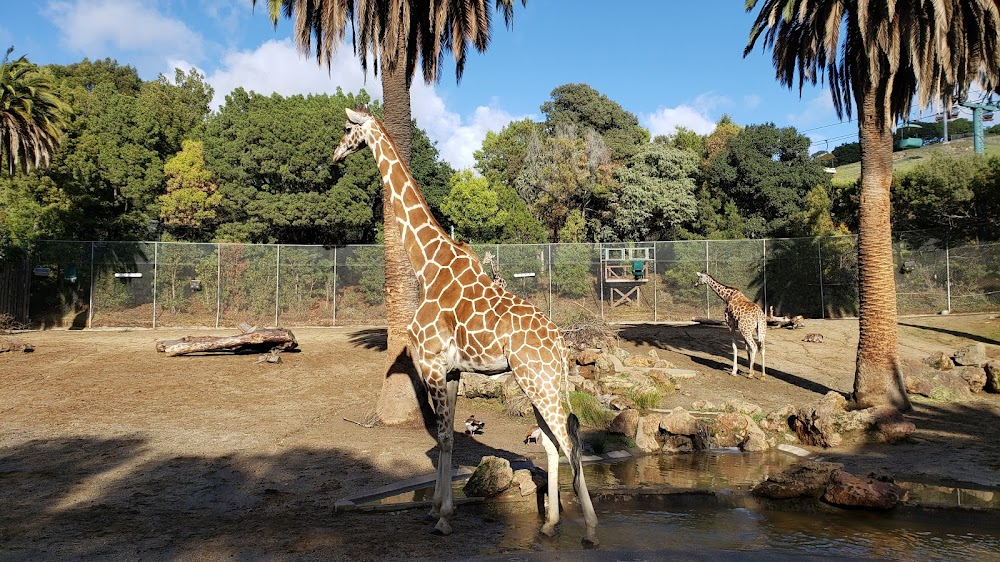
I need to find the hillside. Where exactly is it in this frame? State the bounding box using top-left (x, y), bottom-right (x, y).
top-left (832, 134), bottom-right (1000, 184)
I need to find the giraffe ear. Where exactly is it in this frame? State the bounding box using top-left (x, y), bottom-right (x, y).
top-left (345, 108), bottom-right (369, 125)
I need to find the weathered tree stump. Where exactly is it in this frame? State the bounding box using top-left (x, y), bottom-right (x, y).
top-left (155, 327), bottom-right (297, 357)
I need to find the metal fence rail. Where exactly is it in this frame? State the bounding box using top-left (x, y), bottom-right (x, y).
top-left (13, 235), bottom-right (1000, 329)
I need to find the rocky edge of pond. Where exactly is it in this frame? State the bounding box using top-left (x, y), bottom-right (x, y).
top-left (457, 338), bottom-right (999, 513)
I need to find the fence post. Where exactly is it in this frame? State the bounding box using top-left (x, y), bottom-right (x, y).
top-left (599, 244), bottom-right (605, 320)
top-left (87, 241), bottom-right (95, 328)
top-left (762, 238), bottom-right (768, 316)
top-left (275, 244), bottom-right (281, 327)
top-left (945, 239), bottom-right (952, 312)
top-left (332, 247), bottom-right (338, 326)
top-left (817, 238), bottom-right (825, 319)
top-left (152, 241), bottom-right (158, 328)
top-left (547, 244), bottom-right (553, 319)
top-left (652, 243), bottom-right (657, 322)
top-left (215, 243), bottom-right (222, 329)
top-left (704, 240), bottom-right (710, 318)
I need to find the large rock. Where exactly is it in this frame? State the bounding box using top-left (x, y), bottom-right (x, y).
top-left (660, 407), bottom-right (708, 453)
top-left (463, 456), bottom-right (513, 497)
top-left (866, 407), bottom-right (916, 443)
top-left (821, 470), bottom-right (905, 510)
top-left (723, 399), bottom-right (763, 417)
top-left (740, 418), bottom-right (770, 452)
top-left (633, 414), bottom-right (664, 453)
top-left (752, 461), bottom-right (844, 499)
top-left (609, 408), bottom-right (640, 438)
top-left (461, 372), bottom-right (505, 398)
top-left (793, 392), bottom-right (848, 447)
top-left (985, 361), bottom-right (1000, 393)
top-left (923, 351), bottom-right (954, 370)
top-left (759, 405), bottom-right (796, 432)
top-left (953, 343), bottom-right (987, 367)
top-left (511, 468), bottom-right (538, 497)
top-left (956, 365), bottom-right (987, 393)
top-left (575, 349), bottom-right (601, 366)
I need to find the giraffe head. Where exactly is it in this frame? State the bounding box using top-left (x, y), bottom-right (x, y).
top-left (694, 272), bottom-right (711, 287)
top-left (332, 108), bottom-right (377, 164)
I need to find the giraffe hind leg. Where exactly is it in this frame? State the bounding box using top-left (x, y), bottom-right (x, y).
top-left (746, 337), bottom-right (758, 379)
top-left (533, 407), bottom-right (599, 547)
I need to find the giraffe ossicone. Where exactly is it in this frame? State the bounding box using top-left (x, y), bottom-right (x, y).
top-left (695, 272), bottom-right (767, 379)
top-left (332, 107), bottom-right (598, 546)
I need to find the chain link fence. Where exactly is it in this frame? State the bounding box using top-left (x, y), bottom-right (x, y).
top-left (11, 235), bottom-right (1000, 329)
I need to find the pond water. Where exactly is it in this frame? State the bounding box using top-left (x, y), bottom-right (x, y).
top-left (365, 450), bottom-right (1000, 560)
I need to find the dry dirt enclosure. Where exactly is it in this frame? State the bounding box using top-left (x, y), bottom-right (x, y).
top-left (1, 314), bottom-right (999, 559)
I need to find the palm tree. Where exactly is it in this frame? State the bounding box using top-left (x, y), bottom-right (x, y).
top-left (745, 0), bottom-right (1000, 410)
top-left (0, 47), bottom-right (70, 175)
top-left (253, 1), bottom-right (525, 425)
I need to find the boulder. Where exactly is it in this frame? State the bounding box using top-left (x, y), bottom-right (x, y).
top-left (660, 407), bottom-right (709, 453)
top-left (722, 399), bottom-right (763, 417)
top-left (711, 412), bottom-right (750, 448)
top-left (575, 349), bottom-right (601, 366)
top-left (609, 408), bottom-right (640, 438)
top-left (868, 407), bottom-right (916, 443)
top-left (463, 456), bottom-right (513, 497)
top-left (956, 365), bottom-right (987, 393)
top-left (953, 343), bottom-right (987, 367)
top-left (511, 468), bottom-right (538, 497)
top-left (752, 461), bottom-right (844, 499)
top-left (758, 405), bottom-right (796, 432)
top-left (633, 414), bottom-right (664, 453)
top-left (793, 392), bottom-right (848, 447)
top-left (821, 470), bottom-right (905, 510)
top-left (594, 354), bottom-right (616, 376)
top-left (609, 395), bottom-right (637, 411)
top-left (461, 372), bottom-right (504, 398)
top-left (923, 351), bottom-right (954, 370)
top-left (740, 418), bottom-right (770, 452)
top-left (985, 361), bottom-right (1000, 393)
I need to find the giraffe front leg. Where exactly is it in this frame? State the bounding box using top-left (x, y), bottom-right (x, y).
top-left (747, 339), bottom-right (758, 380)
top-left (731, 338), bottom-right (740, 377)
top-left (759, 341), bottom-right (766, 379)
top-left (427, 376), bottom-right (458, 535)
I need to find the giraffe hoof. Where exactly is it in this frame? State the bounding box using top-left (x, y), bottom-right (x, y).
top-left (582, 533), bottom-right (600, 548)
top-left (431, 519), bottom-right (453, 536)
top-left (540, 522), bottom-right (557, 537)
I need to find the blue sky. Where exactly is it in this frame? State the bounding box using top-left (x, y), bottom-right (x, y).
top-left (3, 0), bottom-right (865, 169)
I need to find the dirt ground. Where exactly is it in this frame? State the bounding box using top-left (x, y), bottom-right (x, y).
top-left (1, 314), bottom-right (999, 560)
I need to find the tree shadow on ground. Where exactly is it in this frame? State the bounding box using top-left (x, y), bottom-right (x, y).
top-left (899, 322), bottom-right (1000, 346)
top-left (348, 328), bottom-right (388, 352)
top-left (617, 323), bottom-right (840, 398)
top-left (818, 399), bottom-right (1000, 491)
top-left (0, 435), bottom-right (542, 560)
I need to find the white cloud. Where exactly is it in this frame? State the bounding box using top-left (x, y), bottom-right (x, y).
top-left (742, 94), bottom-right (763, 109)
top-left (187, 39), bottom-right (380, 110)
top-left (44, 0), bottom-right (204, 67)
top-left (642, 92), bottom-right (732, 137)
top-left (411, 84), bottom-right (527, 170)
top-left (184, 40), bottom-right (517, 169)
top-left (643, 105), bottom-right (717, 137)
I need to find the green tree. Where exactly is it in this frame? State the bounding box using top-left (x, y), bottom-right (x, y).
top-left (893, 153), bottom-right (1000, 239)
top-left (0, 48), bottom-right (71, 175)
top-left (705, 123), bottom-right (831, 238)
top-left (204, 88), bottom-right (378, 245)
top-left (256, 0), bottom-right (526, 426)
top-left (746, 0), bottom-right (1000, 410)
top-left (159, 139), bottom-right (222, 239)
top-left (540, 83), bottom-right (650, 162)
top-left (832, 141), bottom-right (861, 166)
top-left (474, 118), bottom-right (540, 187)
top-left (441, 170), bottom-right (508, 243)
top-left (612, 142), bottom-right (700, 241)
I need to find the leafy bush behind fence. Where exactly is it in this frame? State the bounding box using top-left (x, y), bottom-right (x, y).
top-left (14, 235), bottom-right (1000, 329)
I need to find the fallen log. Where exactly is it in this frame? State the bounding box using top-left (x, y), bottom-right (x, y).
top-left (156, 327), bottom-right (297, 357)
top-left (692, 317), bottom-right (725, 326)
top-left (0, 337), bottom-right (34, 353)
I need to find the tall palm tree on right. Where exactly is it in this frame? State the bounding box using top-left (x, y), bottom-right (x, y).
top-left (745, 1), bottom-right (1000, 410)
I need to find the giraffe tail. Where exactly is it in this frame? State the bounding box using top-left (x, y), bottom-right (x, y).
top-left (568, 412), bottom-right (584, 493)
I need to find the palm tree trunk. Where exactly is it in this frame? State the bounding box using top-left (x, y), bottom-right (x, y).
top-left (853, 87), bottom-right (911, 411)
top-left (373, 58), bottom-right (427, 426)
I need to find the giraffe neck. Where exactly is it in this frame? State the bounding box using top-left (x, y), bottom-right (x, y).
top-left (704, 275), bottom-right (740, 303)
top-left (366, 124), bottom-right (456, 282)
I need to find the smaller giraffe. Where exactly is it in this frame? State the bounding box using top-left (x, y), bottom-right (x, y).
top-left (695, 272), bottom-right (767, 379)
top-left (481, 251), bottom-right (507, 290)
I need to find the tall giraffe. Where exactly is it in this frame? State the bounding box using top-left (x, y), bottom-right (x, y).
top-left (332, 108), bottom-right (598, 546)
top-left (695, 272), bottom-right (767, 379)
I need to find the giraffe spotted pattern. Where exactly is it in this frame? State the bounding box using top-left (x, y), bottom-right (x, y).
top-left (696, 272), bottom-right (767, 379)
top-left (332, 108), bottom-right (598, 546)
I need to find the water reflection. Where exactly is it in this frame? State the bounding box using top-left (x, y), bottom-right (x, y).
top-left (581, 449), bottom-right (796, 491)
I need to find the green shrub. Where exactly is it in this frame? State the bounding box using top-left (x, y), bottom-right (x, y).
top-left (569, 391), bottom-right (615, 429)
